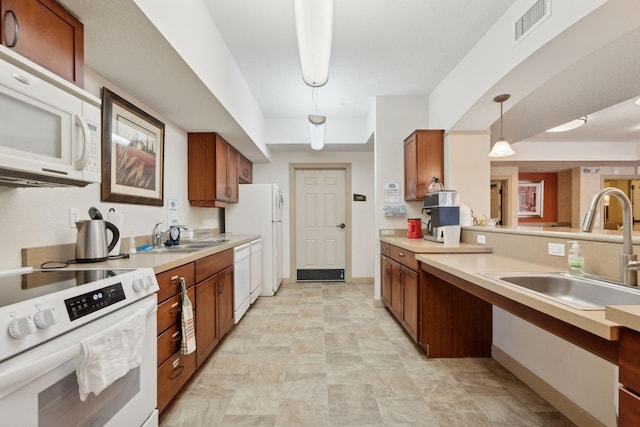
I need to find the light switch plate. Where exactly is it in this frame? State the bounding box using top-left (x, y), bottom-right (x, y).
top-left (548, 243), bottom-right (565, 256)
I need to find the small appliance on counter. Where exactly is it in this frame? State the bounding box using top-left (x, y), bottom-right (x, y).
top-left (75, 207), bottom-right (120, 263)
top-left (407, 218), bottom-right (422, 239)
top-left (423, 191), bottom-right (460, 242)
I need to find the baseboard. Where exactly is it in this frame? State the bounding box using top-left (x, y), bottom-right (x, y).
top-left (373, 298), bottom-right (385, 308)
top-left (349, 277), bottom-right (374, 284)
top-left (492, 345), bottom-right (606, 427)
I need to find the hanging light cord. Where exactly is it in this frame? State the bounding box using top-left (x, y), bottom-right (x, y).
top-left (311, 87), bottom-right (319, 114)
top-left (499, 100), bottom-right (504, 139)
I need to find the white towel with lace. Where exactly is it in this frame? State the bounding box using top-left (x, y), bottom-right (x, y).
top-left (75, 300), bottom-right (155, 401)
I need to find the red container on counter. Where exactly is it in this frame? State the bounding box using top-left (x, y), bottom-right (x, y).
top-left (407, 218), bottom-right (422, 239)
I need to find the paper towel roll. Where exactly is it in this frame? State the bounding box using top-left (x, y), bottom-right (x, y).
top-left (107, 208), bottom-right (124, 255)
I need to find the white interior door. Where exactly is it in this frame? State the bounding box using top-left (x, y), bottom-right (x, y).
top-left (295, 169), bottom-right (346, 281)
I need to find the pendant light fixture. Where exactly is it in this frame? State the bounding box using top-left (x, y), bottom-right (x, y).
top-left (308, 114), bottom-right (326, 150)
top-left (488, 94), bottom-right (515, 158)
top-left (293, 0), bottom-right (334, 87)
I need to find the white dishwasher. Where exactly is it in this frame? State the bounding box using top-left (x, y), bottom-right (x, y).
top-left (250, 239), bottom-right (263, 303)
top-left (234, 243), bottom-right (251, 323)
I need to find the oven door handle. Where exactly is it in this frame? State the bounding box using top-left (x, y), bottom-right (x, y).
top-left (0, 301), bottom-right (157, 399)
top-left (0, 343), bottom-right (81, 399)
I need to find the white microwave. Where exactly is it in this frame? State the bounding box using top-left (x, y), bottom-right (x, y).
top-left (0, 47), bottom-right (101, 187)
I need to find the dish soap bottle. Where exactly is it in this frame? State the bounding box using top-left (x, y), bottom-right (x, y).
top-left (567, 241), bottom-right (584, 276)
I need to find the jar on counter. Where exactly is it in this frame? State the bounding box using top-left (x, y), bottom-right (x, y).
top-left (428, 177), bottom-right (443, 193)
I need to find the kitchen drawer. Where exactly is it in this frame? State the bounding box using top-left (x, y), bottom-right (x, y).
top-left (157, 286), bottom-right (195, 334)
top-left (620, 328), bottom-right (640, 394)
top-left (389, 245), bottom-right (418, 271)
top-left (157, 349), bottom-right (197, 414)
top-left (156, 263), bottom-right (195, 303)
top-left (380, 241), bottom-right (391, 256)
top-left (619, 386), bottom-right (640, 426)
top-left (157, 323), bottom-right (182, 367)
top-left (195, 249), bottom-right (233, 282)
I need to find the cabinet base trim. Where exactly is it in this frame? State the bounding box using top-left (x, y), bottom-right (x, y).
top-left (492, 345), bottom-right (605, 427)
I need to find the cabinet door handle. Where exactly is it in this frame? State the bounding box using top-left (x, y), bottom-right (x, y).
top-left (412, 182), bottom-right (417, 195)
top-left (171, 331), bottom-right (182, 342)
top-left (4, 10), bottom-right (19, 48)
top-left (169, 365), bottom-right (185, 380)
top-left (398, 252), bottom-right (405, 257)
top-left (169, 275), bottom-right (183, 285)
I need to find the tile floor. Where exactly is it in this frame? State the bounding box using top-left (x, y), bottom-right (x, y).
top-left (160, 282), bottom-right (575, 426)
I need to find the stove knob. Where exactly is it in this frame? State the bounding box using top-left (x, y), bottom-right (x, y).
top-left (8, 316), bottom-right (36, 339)
top-left (133, 278), bottom-right (145, 291)
top-left (34, 309), bottom-right (56, 329)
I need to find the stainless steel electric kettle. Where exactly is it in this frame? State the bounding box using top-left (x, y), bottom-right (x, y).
top-left (75, 219), bottom-right (120, 263)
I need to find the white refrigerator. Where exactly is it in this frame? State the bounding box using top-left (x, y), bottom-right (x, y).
top-left (225, 184), bottom-right (283, 296)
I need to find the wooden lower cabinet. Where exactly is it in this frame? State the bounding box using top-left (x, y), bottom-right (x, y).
top-left (419, 271), bottom-right (492, 358)
top-left (156, 248), bottom-right (235, 415)
top-left (155, 263), bottom-right (195, 414)
top-left (380, 254), bottom-right (392, 306)
top-left (380, 243), bottom-right (419, 342)
top-left (194, 249), bottom-right (234, 368)
top-left (157, 350), bottom-right (197, 414)
top-left (619, 328), bottom-right (640, 426)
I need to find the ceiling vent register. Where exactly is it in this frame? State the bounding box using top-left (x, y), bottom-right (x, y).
top-left (515, 0), bottom-right (551, 43)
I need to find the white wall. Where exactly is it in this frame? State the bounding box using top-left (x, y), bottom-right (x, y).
top-left (444, 132), bottom-right (491, 219)
top-left (373, 96), bottom-right (429, 298)
top-left (252, 151), bottom-right (375, 281)
top-left (494, 308), bottom-right (618, 427)
top-left (0, 68), bottom-right (220, 269)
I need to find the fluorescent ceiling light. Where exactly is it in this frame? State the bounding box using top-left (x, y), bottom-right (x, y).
top-left (546, 117), bottom-right (587, 132)
top-left (293, 0), bottom-right (334, 87)
top-left (488, 94), bottom-right (515, 158)
top-left (308, 114), bottom-right (326, 150)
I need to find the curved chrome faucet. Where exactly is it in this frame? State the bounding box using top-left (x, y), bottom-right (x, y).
top-left (582, 187), bottom-right (638, 286)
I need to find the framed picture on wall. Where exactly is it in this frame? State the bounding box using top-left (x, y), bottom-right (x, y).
top-left (101, 88), bottom-right (165, 206)
top-left (518, 180), bottom-right (544, 217)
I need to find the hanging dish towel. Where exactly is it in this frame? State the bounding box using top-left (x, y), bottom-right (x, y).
top-left (180, 277), bottom-right (196, 354)
top-left (75, 299), bottom-right (155, 401)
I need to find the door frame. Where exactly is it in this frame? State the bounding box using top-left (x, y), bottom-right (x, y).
top-left (289, 163), bottom-right (352, 283)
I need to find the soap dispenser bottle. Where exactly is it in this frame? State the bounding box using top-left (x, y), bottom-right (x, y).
top-left (568, 241), bottom-right (584, 276)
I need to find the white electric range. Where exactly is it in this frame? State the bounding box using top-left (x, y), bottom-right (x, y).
top-left (0, 266), bottom-right (159, 427)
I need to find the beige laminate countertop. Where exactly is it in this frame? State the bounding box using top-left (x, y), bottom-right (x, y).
top-left (605, 305), bottom-right (640, 333)
top-left (80, 234), bottom-right (260, 274)
top-left (415, 252), bottom-right (621, 340)
top-left (381, 236), bottom-right (491, 253)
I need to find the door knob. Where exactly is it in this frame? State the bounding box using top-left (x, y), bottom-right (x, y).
top-left (336, 223), bottom-right (346, 229)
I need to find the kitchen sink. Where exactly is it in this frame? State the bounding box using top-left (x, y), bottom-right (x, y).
top-left (136, 242), bottom-right (226, 254)
top-left (481, 272), bottom-right (640, 310)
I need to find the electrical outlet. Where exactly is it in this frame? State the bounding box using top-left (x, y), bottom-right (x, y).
top-left (548, 242), bottom-right (565, 256)
top-left (69, 208), bottom-right (79, 228)
top-left (477, 234), bottom-right (486, 244)
top-left (381, 229), bottom-right (394, 235)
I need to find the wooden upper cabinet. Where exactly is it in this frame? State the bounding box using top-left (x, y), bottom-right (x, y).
top-left (238, 153), bottom-right (253, 184)
top-left (0, 0), bottom-right (84, 87)
top-left (403, 130), bottom-right (444, 201)
top-left (226, 145), bottom-right (239, 202)
top-left (188, 132), bottom-right (240, 207)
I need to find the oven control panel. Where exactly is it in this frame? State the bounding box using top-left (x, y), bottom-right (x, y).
top-left (64, 283), bottom-right (126, 321)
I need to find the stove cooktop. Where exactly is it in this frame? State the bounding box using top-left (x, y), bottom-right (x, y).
top-left (0, 268), bottom-right (136, 308)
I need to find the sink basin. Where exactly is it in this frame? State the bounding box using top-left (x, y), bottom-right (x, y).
top-left (136, 240), bottom-right (228, 254)
top-left (481, 272), bottom-right (640, 310)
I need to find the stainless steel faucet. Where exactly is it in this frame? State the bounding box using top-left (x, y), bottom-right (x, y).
top-left (582, 187), bottom-right (639, 286)
top-left (152, 222), bottom-right (169, 247)
top-left (153, 222), bottom-right (189, 247)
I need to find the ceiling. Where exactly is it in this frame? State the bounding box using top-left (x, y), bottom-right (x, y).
top-left (59, 0), bottom-right (640, 163)
top-left (202, 0), bottom-right (516, 122)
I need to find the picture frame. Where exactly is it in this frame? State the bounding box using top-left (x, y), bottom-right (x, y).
top-left (101, 88), bottom-right (164, 206)
top-left (518, 180), bottom-right (544, 217)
